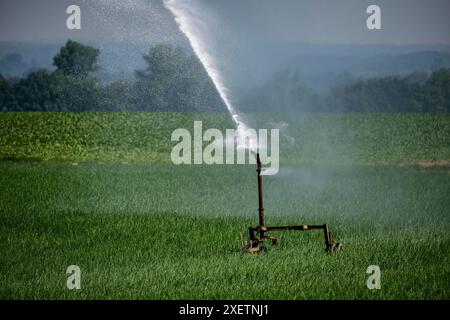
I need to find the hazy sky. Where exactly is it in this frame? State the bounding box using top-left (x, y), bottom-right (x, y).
top-left (0, 0), bottom-right (449, 45)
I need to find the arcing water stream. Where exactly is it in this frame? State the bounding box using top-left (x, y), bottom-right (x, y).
top-left (163, 0), bottom-right (258, 152)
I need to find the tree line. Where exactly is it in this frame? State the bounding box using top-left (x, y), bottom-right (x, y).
top-left (1, 40), bottom-right (449, 112)
top-left (328, 69), bottom-right (450, 112)
top-left (0, 40), bottom-right (224, 112)
top-left (241, 68), bottom-right (450, 112)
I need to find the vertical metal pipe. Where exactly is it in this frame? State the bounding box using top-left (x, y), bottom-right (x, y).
top-left (257, 154), bottom-right (265, 239)
top-left (323, 223), bottom-right (331, 250)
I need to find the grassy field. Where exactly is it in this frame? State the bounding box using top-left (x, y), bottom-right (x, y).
top-left (1, 112), bottom-right (449, 299)
top-left (1, 112), bottom-right (449, 165)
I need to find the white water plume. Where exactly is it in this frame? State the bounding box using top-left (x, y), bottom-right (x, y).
top-left (163, 0), bottom-right (258, 152)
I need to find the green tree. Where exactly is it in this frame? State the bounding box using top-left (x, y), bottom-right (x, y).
top-left (421, 68), bottom-right (450, 112)
top-left (0, 74), bottom-right (18, 111)
top-left (53, 73), bottom-right (100, 111)
top-left (329, 76), bottom-right (420, 112)
top-left (53, 40), bottom-right (100, 79)
top-left (97, 81), bottom-right (134, 111)
top-left (13, 69), bottom-right (62, 111)
top-left (137, 44), bottom-right (188, 80)
top-left (135, 43), bottom-right (224, 111)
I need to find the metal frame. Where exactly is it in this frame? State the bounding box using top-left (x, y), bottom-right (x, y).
top-left (242, 153), bottom-right (341, 253)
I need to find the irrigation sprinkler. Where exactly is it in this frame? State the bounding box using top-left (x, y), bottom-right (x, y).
top-left (241, 153), bottom-right (342, 253)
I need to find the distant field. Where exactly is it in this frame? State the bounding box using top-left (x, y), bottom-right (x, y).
top-left (0, 112), bottom-right (449, 299)
top-left (1, 112), bottom-right (449, 165)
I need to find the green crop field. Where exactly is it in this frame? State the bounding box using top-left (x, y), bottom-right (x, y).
top-left (1, 112), bottom-right (449, 165)
top-left (1, 112), bottom-right (449, 299)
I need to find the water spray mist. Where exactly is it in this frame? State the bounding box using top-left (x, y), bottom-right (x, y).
top-left (164, 0), bottom-right (257, 152)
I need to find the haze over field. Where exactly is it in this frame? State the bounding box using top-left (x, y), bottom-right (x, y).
top-left (1, 0), bottom-right (450, 85)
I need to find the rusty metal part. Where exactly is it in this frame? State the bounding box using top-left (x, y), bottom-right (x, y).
top-left (241, 153), bottom-right (342, 253)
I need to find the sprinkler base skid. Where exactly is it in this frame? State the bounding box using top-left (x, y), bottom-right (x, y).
top-left (241, 224), bottom-right (342, 254)
top-left (241, 153), bottom-right (341, 254)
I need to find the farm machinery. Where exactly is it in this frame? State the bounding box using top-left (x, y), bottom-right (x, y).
top-left (241, 153), bottom-right (342, 253)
